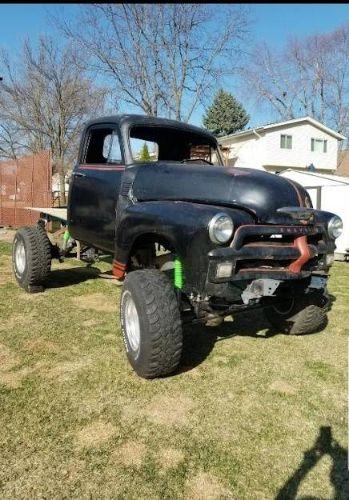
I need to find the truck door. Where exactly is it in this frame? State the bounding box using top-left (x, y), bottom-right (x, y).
top-left (69, 125), bottom-right (125, 252)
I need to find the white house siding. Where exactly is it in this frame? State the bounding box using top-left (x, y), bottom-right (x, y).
top-left (261, 123), bottom-right (339, 171)
top-left (220, 118), bottom-right (343, 173)
top-left (224, 135), bottom-right (265, 170)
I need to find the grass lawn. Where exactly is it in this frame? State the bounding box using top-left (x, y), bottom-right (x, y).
top-left (0, 232), bottom-right (348, 499)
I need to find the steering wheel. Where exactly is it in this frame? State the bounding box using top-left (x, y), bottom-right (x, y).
top-left (180, 158), bottom-right (213, 165)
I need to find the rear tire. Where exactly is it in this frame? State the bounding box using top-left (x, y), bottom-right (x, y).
top-left (264, 294), bottom-right (327, 335)
top-left (12, 226), bottom-right (52, 293)
top-left (120, 269), bottom-right (183, 378)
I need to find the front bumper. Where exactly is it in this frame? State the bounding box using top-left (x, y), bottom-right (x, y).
top-left (207, 223), bottom-right (335, 283)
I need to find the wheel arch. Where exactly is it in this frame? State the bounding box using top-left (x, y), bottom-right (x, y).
top-left (113, 202), bottom-right (197, 277)
top-left (113, 200), bottom-right (253, 281)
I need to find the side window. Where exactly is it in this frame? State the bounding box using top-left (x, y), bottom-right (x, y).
top-left (85, 127), bottom-right (113, 164)
top-left (84, 127), bottom-right (122, 164)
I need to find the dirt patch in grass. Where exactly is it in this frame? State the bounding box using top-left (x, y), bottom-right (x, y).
top-left (0, 257), bottom-right (13, 285)
top-left (75, 420), bottom-right (116, 449)
top-left (269, 380), bottom-right (297, 395)
top-left (0, 366), bottom-right (34, 389)
top-left (18, 292), bottom-right (42, 301)
top-left (71, 293), bottom-right (116, 313)
top-left (143, 393), bottom-right (193, 427)
top-left (0, 254), bottom-right (11, 264)
top-left (0, 312), bottom-right (36, 331)
top-left (82, 318), bottom-right (102, 328)
top-left (157, 447), bottom-right (185, 470)
top-left (0, 361), bottom-right (46, 389)
top-left (43, 358), bottom-right (91, 381)
top-left (185, 472), bottom-right (234, 500)
top-left (0, 274), bottom-right (13, 286)
top-left (116, 441), bottom-right (147, 468)
top-left (0, 343), bottom-right (20, 371)
top-left (24, 338), bottom-right (60, 354)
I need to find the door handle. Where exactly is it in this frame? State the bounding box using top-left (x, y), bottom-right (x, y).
top-left (74, 172), bottom-right (86, 178)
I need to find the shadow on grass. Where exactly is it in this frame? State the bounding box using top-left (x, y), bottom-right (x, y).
top-left (179, 299), bottom-right (331, 373)
top-left (179, 308), bottom-right (275, 372)
top-left (46, 266), bottom-right (101, 288)
top-left (276, 426), bottom-right (348, 499)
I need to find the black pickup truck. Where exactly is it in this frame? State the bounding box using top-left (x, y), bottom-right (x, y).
top-left (12, 114), bottom-right (343, 378)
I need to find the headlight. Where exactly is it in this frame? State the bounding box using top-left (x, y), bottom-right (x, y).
top-left (328, 215), bottom-right (343, 239)
top-left (208, 213), bottom-right (234, 244)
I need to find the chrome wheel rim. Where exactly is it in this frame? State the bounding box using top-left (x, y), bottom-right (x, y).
top-left (15, 240), bottom-right (26, 275)
top-left (123, 291), bottom-right (141, 353)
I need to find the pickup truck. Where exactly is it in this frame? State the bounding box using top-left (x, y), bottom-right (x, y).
top-left (12, 114), bottom-right (343, 378)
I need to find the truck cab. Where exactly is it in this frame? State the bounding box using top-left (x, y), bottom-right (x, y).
top-left (68, 114), bottom-right (224, 253)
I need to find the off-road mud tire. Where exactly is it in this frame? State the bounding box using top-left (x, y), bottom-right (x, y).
top-left (12, 226), bottom-right (52, 293)
top-left (264, 294), bottom-right (327, 335)
top-left (120, 269), bottom-right (183, 378)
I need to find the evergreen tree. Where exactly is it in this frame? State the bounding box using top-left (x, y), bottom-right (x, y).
top-left (203, 89), bottom-right (249, 136)
top-left (139, 142), bottom-right (151, 161)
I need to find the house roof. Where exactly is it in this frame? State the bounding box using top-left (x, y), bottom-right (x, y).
top-left (279, 168), bottom-right (349, 187)
top-left (218, 116), bottom-right (346, 143)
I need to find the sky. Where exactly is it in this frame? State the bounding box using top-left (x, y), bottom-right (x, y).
top-left (1, 3), bottom-right (349, 127)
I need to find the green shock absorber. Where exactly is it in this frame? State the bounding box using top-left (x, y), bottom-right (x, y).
top-left (174, 258), bottom-right (183, 289)
top-left (62, 229), bottom-right (71, 251)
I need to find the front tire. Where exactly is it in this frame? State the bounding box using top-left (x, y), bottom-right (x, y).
top-left (120, 269), bottom-right (183, 378)
top-left (12, 226), bottom-right (52, 293)
top-left (264, 294), bottom-right (327, 335)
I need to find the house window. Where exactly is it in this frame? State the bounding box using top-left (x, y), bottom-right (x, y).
top-left (311, 138), bottom-right (327, 153)
top-left (280, 134), bottom-right (292, 149)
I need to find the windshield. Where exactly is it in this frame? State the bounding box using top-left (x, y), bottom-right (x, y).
top-left (129, 125), bottom-right (223, 165)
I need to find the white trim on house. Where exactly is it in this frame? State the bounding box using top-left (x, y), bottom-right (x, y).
top-left (219, 116), bottom-right (346, 143)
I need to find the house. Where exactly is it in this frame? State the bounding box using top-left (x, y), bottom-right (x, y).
top-left (218, 116), bottom-right (345, 174)
top-left (279, 169), bottom-right (349, 260)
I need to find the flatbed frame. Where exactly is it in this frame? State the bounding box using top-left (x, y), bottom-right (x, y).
top-left (26, 207), bottom-right (68, 222)
top-left (26, 206), bottom-right (82, 259)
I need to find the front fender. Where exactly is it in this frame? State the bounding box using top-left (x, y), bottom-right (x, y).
top-left (114, 201), bottom-right (254, 291)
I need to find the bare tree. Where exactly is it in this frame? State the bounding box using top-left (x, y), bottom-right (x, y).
top-left (55, 3), bottom-right (250, 122)
top-left (243, 42), bottom-right (297, 120)
top-left (0, 36), bottom-right (107, 204)
top-left (0, 123), bottom-right (27, 160)
top-left (243, 23), bottom-right (349, 138)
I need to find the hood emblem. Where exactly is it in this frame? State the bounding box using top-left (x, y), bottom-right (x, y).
top-left (277, 207), bottom-right (315, 224)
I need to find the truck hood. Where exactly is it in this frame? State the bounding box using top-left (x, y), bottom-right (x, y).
top-left (132, 163), bottom-right (308, 222)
